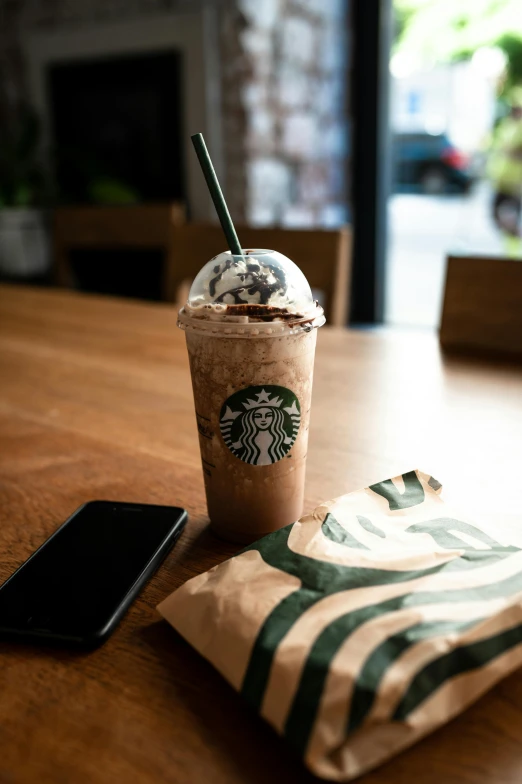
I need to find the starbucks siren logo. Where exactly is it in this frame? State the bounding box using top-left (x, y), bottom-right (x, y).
top-left (220, 385), bottom-right (301, 466)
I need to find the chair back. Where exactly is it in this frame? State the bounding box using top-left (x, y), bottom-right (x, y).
top-left (440, 254), bottom-right (522, 358)
top-left (54, 204), bottom-right (185, 295)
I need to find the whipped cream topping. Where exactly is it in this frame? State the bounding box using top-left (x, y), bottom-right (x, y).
top-left (187, 250), bottom-right (315, 317)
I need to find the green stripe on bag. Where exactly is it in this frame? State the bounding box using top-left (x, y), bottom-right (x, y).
top-left (283, 568), bottom-right (522, 756)
top-left (393, 622), bottom-right (522, 720)
top-left (241, 523), bottom-right (460, 708)
top-left (241, 517), bottom-right (520, 714)
top-left (346, 617), bottom-right (483, 734)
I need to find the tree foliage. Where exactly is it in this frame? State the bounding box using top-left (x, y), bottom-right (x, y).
top-left (394, 0), bottom-right (522, 91)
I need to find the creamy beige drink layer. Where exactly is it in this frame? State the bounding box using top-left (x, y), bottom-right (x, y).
top-left (178, 249), bottom-right (324, 543)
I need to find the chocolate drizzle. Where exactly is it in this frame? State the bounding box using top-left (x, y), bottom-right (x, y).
top-left (209, 258), bottom-right (234, 297)
top-left (208, 256), bottom-right (288, 305)
top-left (222, 304), bottom-right (304, 322)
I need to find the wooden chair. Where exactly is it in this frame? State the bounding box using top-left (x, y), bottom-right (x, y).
top-left (440, 254), bottom-right (522, 359)
top-left (166, 223), bottom-right (352, 326)
top-left (53, 204), bottom-right (185, 298)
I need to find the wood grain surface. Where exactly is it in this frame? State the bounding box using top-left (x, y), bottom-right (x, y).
top-left (1, 284), bottom-right (522, 784)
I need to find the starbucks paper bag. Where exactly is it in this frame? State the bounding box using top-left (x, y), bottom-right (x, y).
top-left (157, 470), bottom-right (522, 781)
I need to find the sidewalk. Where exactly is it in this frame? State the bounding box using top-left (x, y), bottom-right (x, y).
top-left (384, 181), bottom-right (505, 328)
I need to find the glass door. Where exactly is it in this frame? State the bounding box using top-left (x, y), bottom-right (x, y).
top-left (385, 0), bottom-right (521, 328)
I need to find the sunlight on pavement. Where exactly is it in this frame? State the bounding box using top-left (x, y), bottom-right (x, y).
top-left (385, 182), bottom-right (505, 328)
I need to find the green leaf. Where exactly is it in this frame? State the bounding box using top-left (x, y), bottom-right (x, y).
top-left (395, 0), bottom-right (522, 66)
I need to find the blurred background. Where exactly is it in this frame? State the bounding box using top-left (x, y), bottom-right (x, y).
top-left (0, 0), bottom-right (521, 329)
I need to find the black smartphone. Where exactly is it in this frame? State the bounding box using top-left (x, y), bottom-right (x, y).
top-left (0, 501), bottom-right (187, 648)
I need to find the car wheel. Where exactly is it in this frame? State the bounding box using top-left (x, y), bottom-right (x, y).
top-left (420, 167), bottom-right (448, 195)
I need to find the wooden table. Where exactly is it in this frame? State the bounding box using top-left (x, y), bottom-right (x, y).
top-left (1, 284), bottom-right (522, 784)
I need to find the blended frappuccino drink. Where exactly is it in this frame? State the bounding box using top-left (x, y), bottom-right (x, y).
top-left (178, 249), bottom-right (324, 543)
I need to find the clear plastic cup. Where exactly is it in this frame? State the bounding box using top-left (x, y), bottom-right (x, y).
top-left (178, 249), bottom-right (325, 543)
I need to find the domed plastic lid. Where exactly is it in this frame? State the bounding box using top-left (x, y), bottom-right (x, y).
top-left (187, 249), bottom-right (314, 314)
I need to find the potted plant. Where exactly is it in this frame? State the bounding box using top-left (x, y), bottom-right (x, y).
top-left (0, 106), bottom-right (51, 278)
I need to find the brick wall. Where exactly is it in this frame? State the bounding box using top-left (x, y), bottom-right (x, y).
top-left (236, 0), bottom-right (350, 227)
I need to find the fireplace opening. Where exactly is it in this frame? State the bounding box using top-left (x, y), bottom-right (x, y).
top-left (69, 247), bottom-right (164, 301)
top-left (47, 50), bottom-right (184, 205)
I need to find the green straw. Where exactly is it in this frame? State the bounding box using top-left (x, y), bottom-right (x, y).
top-left (191, 133), bottom-right (243, 256)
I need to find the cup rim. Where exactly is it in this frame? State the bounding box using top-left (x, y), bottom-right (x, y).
top-left (177, 304), bottom-right (325, 337)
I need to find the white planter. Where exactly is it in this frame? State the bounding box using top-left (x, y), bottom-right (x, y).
top-left (0, 208), bottom-right (50, 277)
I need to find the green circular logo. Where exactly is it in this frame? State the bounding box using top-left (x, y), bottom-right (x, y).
top-left (220, 385), bottom-right (301, 466)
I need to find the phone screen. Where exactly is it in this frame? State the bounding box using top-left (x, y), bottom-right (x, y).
top-left (0, 501), bottom-right (185, 642)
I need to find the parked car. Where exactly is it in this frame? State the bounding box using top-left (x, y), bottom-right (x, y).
top-left (393, 132), bottom-right (474, 194)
